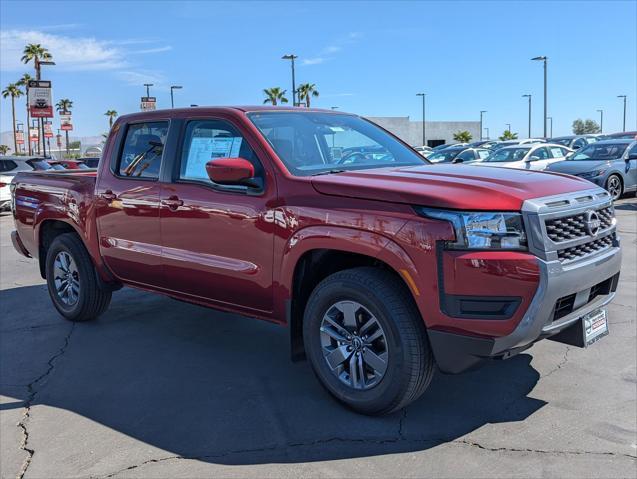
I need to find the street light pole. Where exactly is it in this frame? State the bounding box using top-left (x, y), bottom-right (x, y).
top-left (617, 95), bottom-right (627, 131)
top-left (480, 110), bottom-right (487, 141)
top-left (484, 127), bottom-right (489, 140)
top-left (282, 54), bottom-right (298, 106)
top-left (597, 109), bottom-right (604, 133)
top-left (522, 94), bottom-right (532, 138)
top-left (506, 123), bottom-right (511, 133)
top-left (547, 116), bottom-right (553, 137)
top-left (144, 83), bottom-right (153, 98)
top-left (170, 85), bottom-right (183, 108)
top-left (532, 56), bottom-right (548, 137)
top-left (417, 93), bottom-right (426, 146)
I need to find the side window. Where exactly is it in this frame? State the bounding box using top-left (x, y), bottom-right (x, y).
top-left (533, 147), bottom-right (549, 160)
top-left (118, 122), bottom-right (168, 179)
top-left (456, 150), bottom-right (475, 161)
top-left (477, 149), bottom-right (490, 159)
top-left (179, 119), bottom-right (263, 184)
top-left (628, 143), bottom-right (637, 158)
top-left (573, 138), bottom-right (586, 149)
top-left (0, 160), bottom-right (18, 172)
top-left (549, 146), bottom-right (565, 158)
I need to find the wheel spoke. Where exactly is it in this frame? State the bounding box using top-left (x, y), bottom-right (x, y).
top-left (365, 328), bottom-right (384, 344)
top-left (349, 353), bottom-right (360, 388)
top-left (359, 316), bottom-right (376, 335)
top-left (323, 315), bottom-right (346, 335)
top-left (325, 345), bottom-right (351, 370)
top-left (364, 349), bottom-right (387, 376)
top-left (320, 325), bottom-right (347, 342)
top-left (339, 301), bottom-right (358, 328)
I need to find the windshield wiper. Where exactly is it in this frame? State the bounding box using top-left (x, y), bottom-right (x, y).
top-left (311, 169), bottom-right (347, 176)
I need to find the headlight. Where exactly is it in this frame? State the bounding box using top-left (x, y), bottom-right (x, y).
top-left (415, 207), bottom-right (527, 250)
top-left (576, 169), bottom-right (605, 180)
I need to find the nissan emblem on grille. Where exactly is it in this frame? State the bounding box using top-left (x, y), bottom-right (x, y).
top-left (585, 210), bottom-right (602, 237)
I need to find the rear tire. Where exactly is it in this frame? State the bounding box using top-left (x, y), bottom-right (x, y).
top-left (45, 233), bottom-right (112, 322)
top-left (303, 267), bottom-right (434, 415)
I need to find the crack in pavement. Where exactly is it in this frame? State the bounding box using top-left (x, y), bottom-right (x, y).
top-left (16, 323), bottom-right (75, 479)
top-left (541, 346), bottom-right (571, 379)
top-left (95, 435), bottom-right (637, 478)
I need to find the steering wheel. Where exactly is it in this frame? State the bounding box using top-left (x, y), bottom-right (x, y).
top-left (337, 151), bottom-right (368, 165)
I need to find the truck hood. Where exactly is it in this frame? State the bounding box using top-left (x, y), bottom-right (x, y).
top-left (310, 164), bottom-right (594, 211)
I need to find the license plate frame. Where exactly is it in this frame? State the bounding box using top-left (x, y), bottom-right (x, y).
top-left (548, 308), bottom-right (609, 348)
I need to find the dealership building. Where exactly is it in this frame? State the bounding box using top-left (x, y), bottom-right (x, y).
top-left (366, 116), bottom-right (482, 147)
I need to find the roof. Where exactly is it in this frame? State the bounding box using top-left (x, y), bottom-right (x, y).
top-left (593, 138), bottom-right (635, 144)
top-left (117, 105), bottom-right (347, 123)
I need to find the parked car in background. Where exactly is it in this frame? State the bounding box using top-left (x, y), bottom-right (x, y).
top-left (490, 138), bottom-right (546, 151)
top-left (600, 131), bottom-right (637, 140)
top-left (79, 157), bottom-right (101, 168)
top-left (48, 159), bottom-right (90, 170)
top-left (549, 135), bottom-right (598, 150)
top-left (467, 140), bottom-right (500, 149)
top-left (413, 146), bottom-right (432, 158)
top-left (546, 139), bottom-right (637, 200)
top-left (481, 143), bottom-right (572, 170)
top-left (0, 176), bottom-right (11, 211)
top-left (0, 156), bottom-right (59, 177)
top-left (430, 142), bottom-right (467, 152)
top-left (427, 146), bottom-right (491, 164)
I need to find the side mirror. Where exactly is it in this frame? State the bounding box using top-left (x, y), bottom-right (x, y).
top-left (206, 158), bottom-right (257, 187)
top-left (526, 155), bottom-right (540, 162)
top-left (452, 158), bottom-right (464, 164)
top-left (628, 153), bottom-right (637, 160)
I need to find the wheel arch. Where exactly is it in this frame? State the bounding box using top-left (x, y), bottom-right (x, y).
top-left (280, 226), bottom-right (423, 361)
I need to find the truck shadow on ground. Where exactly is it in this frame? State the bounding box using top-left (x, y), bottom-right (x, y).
top-left (1, 285), bottom-right (545, 466)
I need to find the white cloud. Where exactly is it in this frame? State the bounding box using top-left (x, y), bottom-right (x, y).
top-left (302, 57), bottom-right (326, 65)
top-left (301, 32), bottom-right (363, 67)
top-left (115, 70), bottom-right (165, 86)
top-left (0, 29), bottom-right (172, 84)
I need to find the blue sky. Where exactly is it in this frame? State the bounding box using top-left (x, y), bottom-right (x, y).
top-left (1, 0), bottom-right (636, 139)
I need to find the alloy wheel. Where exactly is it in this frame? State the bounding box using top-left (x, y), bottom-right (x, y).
top-left (607, 176), bottom-right (622, 200)
top-left (319, 300), bottom-right (388, 390)
top-left (53, 251), bottom-right (80, 306)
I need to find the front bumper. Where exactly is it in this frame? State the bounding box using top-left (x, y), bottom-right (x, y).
top-left (429, 187), bottom-right (622, 374)
top-left (429, 245), bottom-right (621, 373)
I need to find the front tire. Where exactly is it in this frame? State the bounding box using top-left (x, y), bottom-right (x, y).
top-left (45, 233), bottom-right (112, 322)
top-left (606, 174), bottom-right (623, 201)
top-left (303, 267), bottom-right (434, 415)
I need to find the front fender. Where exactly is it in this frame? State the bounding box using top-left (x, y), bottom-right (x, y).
top-left (275, 225), bottom-right (421, 319)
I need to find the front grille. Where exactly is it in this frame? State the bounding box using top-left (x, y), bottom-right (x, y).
top-left (557, 234), bottom-right (614, 262)
top-left (553, 294), bottom-right (576, 321)
top-left (545, 206), bottom-right (613, 243)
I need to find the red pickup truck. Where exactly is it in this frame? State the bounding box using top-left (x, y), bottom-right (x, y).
top-left (10, 107), bottom-right (622, 414)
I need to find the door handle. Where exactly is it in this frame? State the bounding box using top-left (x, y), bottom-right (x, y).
top-left (101, 190), bottom-right (117, 202)
top-left (161, 196), bottom-right (183, 210)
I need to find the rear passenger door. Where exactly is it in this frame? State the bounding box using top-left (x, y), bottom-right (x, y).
top-left (624, 143), bottom-right (637, 191)
top-left (95, 120), bottom-right (171, 287)
top-left (528, 146), bottom-right (552, 170)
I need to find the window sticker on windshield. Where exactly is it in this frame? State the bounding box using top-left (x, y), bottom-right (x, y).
top-left (184, 136), bottom-right (243, 179)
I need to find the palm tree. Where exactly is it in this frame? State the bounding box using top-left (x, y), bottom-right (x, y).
top-left (21, 44), bottom-right (52, 80)
top-left (0, 145), bottom-right (9, 155)
top-left (297, 83), bottom-right (319, 107)
top-left (262, 87), bottom-right (288, 106)
top-left (453, 130), bottom-right (473, 143)
top-left (104, 110), bottom-right (118, 128)
top-left (2, 83), bottom-right (24, 154)
top-left (17, 73), bottom-right (33, 154)
top-left (56, 99), bottom-right (73, 156)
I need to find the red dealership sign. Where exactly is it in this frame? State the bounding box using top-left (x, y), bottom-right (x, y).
top-left (44, 121), bottom-right (54, 138)
top-left (16, 131), bottom-right (25, 144)
top-left (28, 80), bottom-right (53, 118)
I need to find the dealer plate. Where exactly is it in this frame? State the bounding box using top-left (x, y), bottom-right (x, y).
top-left (584, 309), bottom-right (608, 346)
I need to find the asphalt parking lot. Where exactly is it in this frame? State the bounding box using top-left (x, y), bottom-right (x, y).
top-left (0, 199), bottom-right (635, 479)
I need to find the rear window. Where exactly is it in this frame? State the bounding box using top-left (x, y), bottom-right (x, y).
top-left (0, 160), bottom-right (18, 172)
top-left (117, 122), bottom-right (169, 179)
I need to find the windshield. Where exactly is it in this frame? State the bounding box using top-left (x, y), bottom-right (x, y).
top-left (248, 112), bottom-right (426, 175)
top-left (490, 142), bottom-right (517, 151)
top-left (569, 143), bottom-right (628, 161)
top-left (428, 149), bottom-right (461, 163)
top-left (483, 147), bottom-right (530, 162)
top-left (552, 138), bottom-right (571, 146)
top-left (26, 159), bottom-right (53, 170)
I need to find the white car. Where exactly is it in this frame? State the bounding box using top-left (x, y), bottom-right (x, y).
top-left (480, 143), bottom-right (573, 170)
top-left (0, 175), bottom-right (11, 211)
